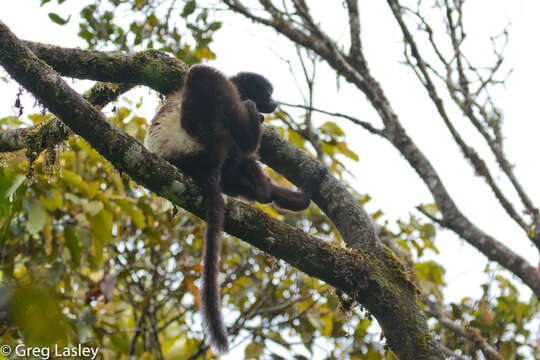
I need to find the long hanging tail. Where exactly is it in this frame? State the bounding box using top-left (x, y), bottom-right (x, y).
top-left (199, 174), bottom-right (229, 354)
top-left (181, 64), bottom-right (232, 353)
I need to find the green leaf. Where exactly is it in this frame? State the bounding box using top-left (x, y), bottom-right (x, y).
top-left (500, 341), bottom-right (515, 359)
top-left (13, 283), bottom-right (70, 344)
top-left (266, 331), bottom-right (289, 348)
top-left (182, 0), bottom-right (196, 17)
top-left (64, 226), bottom-right (82, 266)
top-left (319, 121), bottom-right (344, 137)
top-left (113, 198), bottom-right (145, 229)
top-left (86, 200), bottom-right (104, 216)
top-left (62, 169), bottom-right (87, 193)
top-left (306, 312), bottom-right (324, 330)
top-left (48, 12), bottom-right (71, 25)
top-left (26, 201), bottom-right (47, 235)
top-left (423, 223), bottom-right (436, 239)
top-left (109, 333), bottom-right (130, 353)
top-left (420, 203), bottom-right (438, 217)
top-left (88, 209), bottom-right (113, 265)
top-left (6, 174), bottom-right (26, 199)
top-left (209, 21), bottom-right (222, 31)
top-left (41, 189), bottom-right (63, 211)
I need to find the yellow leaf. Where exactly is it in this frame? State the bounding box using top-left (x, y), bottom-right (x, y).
top-left (420, 203), bottom-right (438, 217)
top-left (336, 142), bottom-right (359, 161)
top-left (139, 352), bottom-right (153, 360)
top-left (13, 264), bottom-right (27, 279)
top-left (319, 121), bottom-right (345, 136)
top-left (244, 342), bottom-right (264, 359)
top-left (321, 313), bottom-right (333, 336)
top-left (44, 217), bottom-right (53, 255)
top-left (41, 189), bottom-right (63, 211)
top-left (117, 107), bottom-right (130, 120)
top-left (288, 129), bottom-right (305, 148)
top-left (86, 200), bottom-right (104, 216)
top-left (5, 174), bottom-right (26, 198)
top-left (87, 182), bottom-right (100, 199)
top-left (321, 141), bottom-right (336, 156)
top-left (256, 203), bottom-right (281, 218)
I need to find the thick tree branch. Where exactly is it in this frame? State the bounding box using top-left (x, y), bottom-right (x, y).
top-left (24, 41), bottom-right (186, 94)
top-left (381, 234), bottom-right (504, 360)
top-left (0, 20), bottom-right (443, 360)
top-left (258, 128), bottom-right (443, 360)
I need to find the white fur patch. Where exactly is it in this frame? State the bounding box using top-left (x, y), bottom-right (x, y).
top-left (145, 96), bottom-right (204, 160)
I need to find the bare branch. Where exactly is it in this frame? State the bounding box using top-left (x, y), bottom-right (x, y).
top-left (387, 0), bottom-right (540, 266)
top-left (279, 101), bottom-right (385, 137)
top-left (345, 0), bottom-right (362, 60)
top-left (400, 2), bottom-right (540, 247)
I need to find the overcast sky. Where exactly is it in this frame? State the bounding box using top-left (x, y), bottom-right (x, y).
top-left (1, 0), bottom-right (539, 305)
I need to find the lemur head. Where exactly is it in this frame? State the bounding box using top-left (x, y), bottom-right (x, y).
top-left (230, 72), bottom-right (278, 113)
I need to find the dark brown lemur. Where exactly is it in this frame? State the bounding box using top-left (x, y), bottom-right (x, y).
top-left (145, 64), bottom-right (322, 353)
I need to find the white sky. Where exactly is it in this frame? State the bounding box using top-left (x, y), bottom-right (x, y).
top-left (1, 0), bottom-right (538, 318)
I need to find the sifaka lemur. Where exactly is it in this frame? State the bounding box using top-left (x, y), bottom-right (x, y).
top-left (145, 64), bottom-right (317, 353)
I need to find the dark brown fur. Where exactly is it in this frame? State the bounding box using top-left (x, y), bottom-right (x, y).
top-left (165, 65), bottom-right (313, 353)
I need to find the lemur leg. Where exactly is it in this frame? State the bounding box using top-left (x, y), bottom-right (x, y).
top-left (221, 149), bottom-right (272, 202)
top-left (269, 183), bottom-right (311, 211)
top-left (222, 154), bottom-right (311, 211)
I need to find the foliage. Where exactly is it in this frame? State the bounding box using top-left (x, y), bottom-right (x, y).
top-left (0, 111), bottom-right (380, 359)
top-left (39, 0), bottom-right (220, 65)
top-left (381, 216), bottom-right (539, 359)
top-left (2, 110), bottom-right (536, 358)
